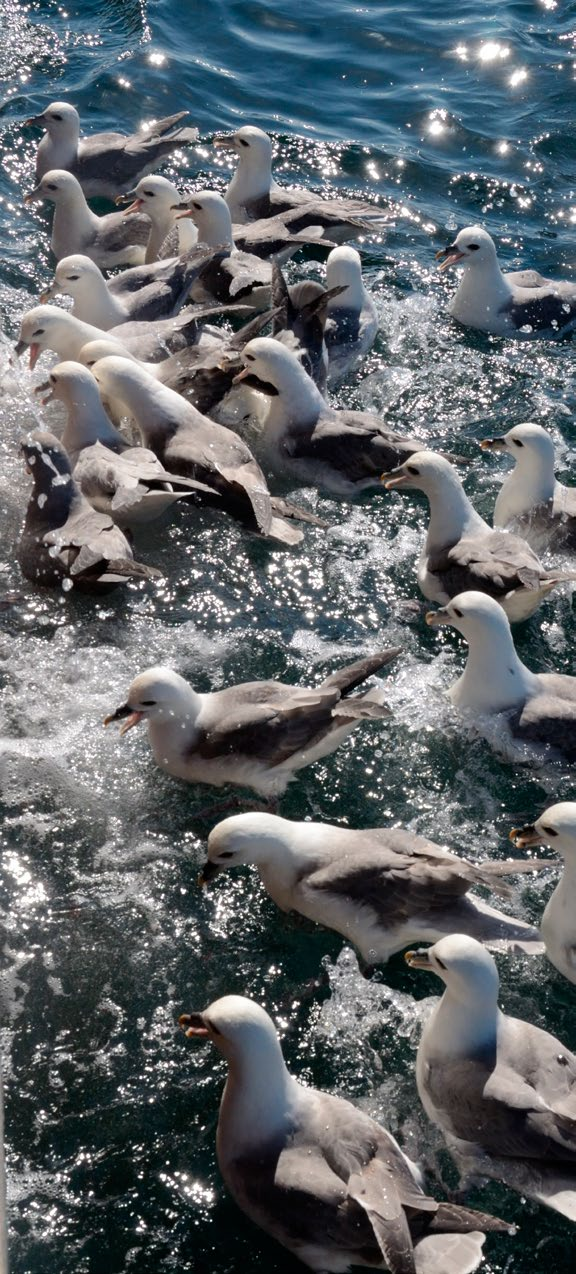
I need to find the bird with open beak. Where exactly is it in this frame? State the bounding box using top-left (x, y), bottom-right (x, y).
top-left (510, 803), bottom-right (576, 987)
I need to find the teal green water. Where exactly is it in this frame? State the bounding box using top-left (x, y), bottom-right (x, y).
top-left (0, 1), bottom-right (575, 1270)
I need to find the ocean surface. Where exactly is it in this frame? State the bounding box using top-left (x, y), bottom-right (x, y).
top-left (0, 0), bottom-right (575, 1270)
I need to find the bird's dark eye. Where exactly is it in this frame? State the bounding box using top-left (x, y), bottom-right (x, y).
top-left (33, 328), bottom-right (45, 337)
top-left (436, 957), bottom-right (447, 970)
top-left (542, 826), bottom-right (558, 837)
top-left (513, 439), bottom-right (524, 447)
top-left (67, 274), bottom-right (80, 281)
top-left (143, 190), bottom-right (155, 197)
top-left (238, 138), bottom-right (249, 148)
top-left (468, 243), bottom-right (480, 251)
top-left (192, 202), bottom-right (202, 210)
top-left (244, 353), bottom-right (255, 363)
top-left (452, 607), bottom-right (463, 618)
top-left (49, 373), bottom-right (57, 383)
top-left (219, 851), bottom-right (234, 860)
top-left (51, 113), bottom-right (63, 121)
top-left (140, 699), bottom-right (156, 706)
top-left (407, 465), bottom-right (419, 475)
top-left (47, 184), bottom-right (57, 191)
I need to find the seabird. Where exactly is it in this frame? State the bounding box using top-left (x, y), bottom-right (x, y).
top-left (116, 173), bottom-right (198, 261)
top-left (436, 226), bottom-right (576, 338)
top-left (323, 245), bottom-right (379, 383)
top-left (270, 261), bottom-right (346, 392)
top-left (104, 650), bottom-right (399, 798)
top-left (18, 431), bottom-right (161, 592)
top-left (426, 590), bottom-right (576, 760)
top-left (14, 304), bottom-right (215, 369)
top-left (178, 994), bottom-right (512, 1273)
top-left (213, 125), bottom-right (393, 240)
top-left (40, 248), bottom-right (216, 330)
top-left (25, 101), bottom-right (199, 201)
top-left (406, 934), bottom-right (576, 1221)
top-left (24, 169), bottom-right (151, 268)
top-left (90, 354), bottom-right (307, 543)
top-left (174, 189), bottom-right (338, 260)
top-left (36, 361), bottom-right (216, 523)
top-left (481, 423), bottom-right (576, 552)
top-left (233, 336), bottom-right (428, 494)
top-left (511, 804), bottom-right (576, 986)
top-left (201, 811), bottom-right (546, 960)
top-left (173, 190), bottom-right (275, 308)
top-left (382, 451), bottom-right (573, 621)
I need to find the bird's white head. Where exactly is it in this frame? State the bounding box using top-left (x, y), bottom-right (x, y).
top-left (179, 994), bottom-right (285, 1069)
top-left (511, 802), bottom-right (576, 860)
top-left (173, 190), bottom-right (234, 247)
top-left (25, 168), bottom-right (85, 206)
top-left (91, 353), bottom-right (153, 400)
top-left (27, 101), bottom-right (80, 139)
top-left (234, 335), bottom-right (317, 401)
top-left (104, 666), bottom-right (199, 736)
top-left (425, 589), bottom-right (513, 642)
top-left (382, 450), bottom-right (462, 496)
top-left (79, 339), bottom-right (134, 369)
top-left (15, 305), bottom-right (80, 369)
top-left (35, 359), bottom-right (100, 408)
top-left (481, 422), bottom-right (557, 471)
top-left (214, 124), bottom-right (273, 168)
top-left (120, 173), bottom-right (181, 218)
top-left (203, 812), bottom-right (293, 881)
top-left (436, 226), bottom-right (498, 273)
top-left (406, 933), bottom-right (500, 1004)
top-left (48, 254), bottom-right (104, 300)
top-left (325, 245), bottom-right (365, 306)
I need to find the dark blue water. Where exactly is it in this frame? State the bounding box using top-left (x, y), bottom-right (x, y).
top-left (0, 1), bottom-right (575, 1271)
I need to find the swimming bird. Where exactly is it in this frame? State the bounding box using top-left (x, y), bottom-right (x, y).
top-left (511, 803), bottom-right (576, 986)
top-left (178, 994), bottom-right (512, 1273)
top-left (406, 934), bottom-right (576, 1221)
top-left (270, 262), bottom-right (346, 392)
top-left (36, 361), bottom-right (216, 523)
top-left (323, 245), bottom-right (379, 383)
top-left (213, 125), bottom-right (393, 239)
top-left (481, 423), bottom-right (576, 552)
top-left (25, 101), bottom-right (199, 200)
top-left (104, 651), bottom-right (399, 798)
top-left (40, 248), bottom-right (216, 329)
top-left (233, 336), bottom-right (428, 494)
top-left (426, 590), bottom-right (576, 759)
top-left (201, 811), bottom-right (546, 960)
top-left (14, 304), bottom-right (216, 369)
top-left (18, 431), bottom-right (161, 591)
top-left (90, 354), bottom-right (306, 543)
top-left (436, 226), bottom-right (576, 338)
top-left (116, 173), bottom-right (198, 261)
top-left (382, 451), bottom-right (573, 621)
top-left (172, 191), bottom-right (275, 308)
top-left (24, 169), bottom-right (151, 268)
top-left (174, 189), bottom-right (338, 260)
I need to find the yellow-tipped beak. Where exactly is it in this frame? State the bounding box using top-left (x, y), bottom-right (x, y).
top-left (232, 365), bottom-right (252, 384)
top-left (480, 437), bottom-right (507, 452)
top-left (509, 824), bottom-right (542, 849)
top-left (436, 248), bottom-right (465, 273)
top-left (425, 609), bottom-right (448, 627)
top-left (404, 949), bottom-right (432, 969)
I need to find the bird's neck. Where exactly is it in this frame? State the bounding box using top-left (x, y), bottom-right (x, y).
top-left (449, 258), bottom-right (513, 326)
top-left (26, 473), bottom-right (75, 529)
top-left (450, 629), bottom-right (535, 712)
top-left (216, 1052), bottom-right (297, 1164)
top-left (61, 394), bottom-right (126, 465)
top-left (54, 318), bottom-right (105, 361)
top-left (327, 276), bottom-right (365, 315)
top-left (112, 377), bottom-right (181, 446)
top-left (226, 158), bottom-right (271, 215)
top-left (421, 988), bottom-right (500, 1062)
top-left (176, 218), bottom-right (198, 253)
top-left (144, 209), bottom-right (176, 264)
top-left (146, 687), bottom-right (203, 761)
top-left (53, 192), bottom-right (97, 241)
top-left (37, 132), bottom-right (77, 174)
top-left (260, 367), bottom-right (324, 439)
top-left (71, 283), bottom-right (123, 331)
top-left (494, 460), bottom-right (556, 526)
top-left (424, 480), bottom-right (488, 550)
top-left (196, 213), bottom-right (234, 250)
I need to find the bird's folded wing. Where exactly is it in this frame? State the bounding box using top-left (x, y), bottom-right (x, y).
top-left (429, 535), bottom-right (543, 596)
top-left (196, 692), bottom-right (338, 766)
top-left (348, 1157), bottom-right (418, 1274)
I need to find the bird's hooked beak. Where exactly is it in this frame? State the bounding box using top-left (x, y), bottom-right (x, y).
top-left (179, 1012), bottom-right (210, 1039)
top-left (103, 703), bottom-right (144, 736)
top-left (425, 607), bottom-right (450, 628)
top-left (14, 339), bottom-right (41, 371)
top-left (231, 364), bottom-right (279, 395)
top-left (213, 134), bottom-right (237, 151)
top-left (197, 860), bottom-right (221, 888)
top-left (232, 363), bottom-right (254, 384)
top-left (34, 378), bottom-right (55, 405)
top-left (509, 824), bottom-right (542, 849)
top-left (171, 202), bottom-right (195, 221)
top-left (435, 243), bottom-right (465, 273)
top-left (381, 465), bottom-right (410, 489)
top-left (404, 948), bottom-right (433, 970)
top-left (39, 279), bottom-right (58, 303)
top-left (118, 191), bottom-right (143, 216)
top-left (480, 437), bottom-right (507, 452)
top-left (23, 185), bottom-right (43, 205)
top-left (24, 112), bottom-right (47, 128)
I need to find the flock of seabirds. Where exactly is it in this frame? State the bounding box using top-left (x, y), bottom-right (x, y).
top-left (6, 97), bottom-right (576, 1274)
